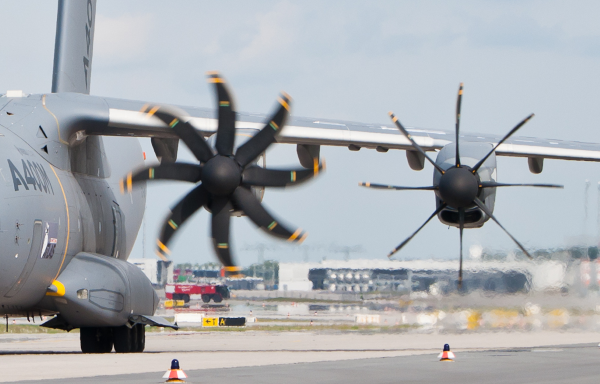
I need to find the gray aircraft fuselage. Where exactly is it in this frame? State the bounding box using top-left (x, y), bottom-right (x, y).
top-left (0, 93), bottom-right (145, 317)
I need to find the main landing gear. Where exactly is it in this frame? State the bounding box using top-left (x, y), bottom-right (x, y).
top-left (80, 324), bottom-right (145, 353)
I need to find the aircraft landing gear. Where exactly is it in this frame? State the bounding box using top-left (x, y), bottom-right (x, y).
top-left (80, 327), bottom-right (113, 353)
top-left (80, 324), bottom-right (145, 353)
top-left (113, 324), bottom-right (145, 353)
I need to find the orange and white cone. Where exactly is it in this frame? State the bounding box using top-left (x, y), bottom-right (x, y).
top-left (163, 359), bottom-right (188, 382)
top-left (438, 344), bottom-right (455, 362)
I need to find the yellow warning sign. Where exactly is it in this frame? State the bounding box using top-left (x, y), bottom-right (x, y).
top-left (164, 300), bottom-right (185, 308)
top-left (202, 317), bottom-right (219, 327)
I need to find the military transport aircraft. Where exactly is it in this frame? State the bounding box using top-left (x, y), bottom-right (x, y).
top-left (3, 0), bottom-right (600, 354)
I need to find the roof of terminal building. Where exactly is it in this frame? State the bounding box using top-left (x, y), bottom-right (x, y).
top-left (279, 259), bottom-right (543, 273)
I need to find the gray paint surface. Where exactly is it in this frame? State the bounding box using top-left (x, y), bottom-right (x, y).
top-left (52, 0), bottom-right (96, 94)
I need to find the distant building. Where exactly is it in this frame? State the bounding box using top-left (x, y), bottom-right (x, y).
top-left (279, 259), bottom-right (567, 294)
top-left (226, 277), bottom-right (265, 290)
top-left (128, 259), bottom-right (173, 287)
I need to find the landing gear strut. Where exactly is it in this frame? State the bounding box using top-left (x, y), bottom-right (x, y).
top-left (80, 324), bottom-right (145, 353)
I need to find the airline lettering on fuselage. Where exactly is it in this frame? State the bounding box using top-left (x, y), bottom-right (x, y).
top-left (8, 159), bottom-right (54, 195)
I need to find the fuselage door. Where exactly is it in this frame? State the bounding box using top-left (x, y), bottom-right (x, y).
top-left (4, 220), bottom-right (43, 298)
top-left (111, 204), bottom-right (124, 259)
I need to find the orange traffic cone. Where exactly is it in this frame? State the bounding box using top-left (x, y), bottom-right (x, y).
top-left (438, 344), bottom-right (455, 362)
top-left (163, 359), bottom-right (188, 382)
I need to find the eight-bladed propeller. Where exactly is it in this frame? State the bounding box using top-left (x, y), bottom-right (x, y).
top-left (360, 83), bottom-right (563, 289)
top-left (121, 72), bottom-right (324, 274)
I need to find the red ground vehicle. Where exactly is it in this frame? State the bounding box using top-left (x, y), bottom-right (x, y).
top-left (165, 283), bottom-right (230, 303)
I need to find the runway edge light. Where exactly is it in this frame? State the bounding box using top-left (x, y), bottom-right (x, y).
top-left (163, 359), bottom-right (188, 383)
top-left (438, 344), bottom-right (455, 362)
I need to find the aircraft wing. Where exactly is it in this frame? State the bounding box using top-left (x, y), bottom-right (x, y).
top-left (100, 97), bottom-right (600, 162)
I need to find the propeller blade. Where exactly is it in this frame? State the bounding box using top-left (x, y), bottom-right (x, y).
top-left (210, 196), bottom-right (238, 270)
top-left (155, 185), bottom-right (209, 261)
top-left (388, 112), bottom-right (445, 175)
top-left (235, 93), bottom-right (292, 168)
top-left (359, 182), bottom-right (437, 191)
top-left (242, 159), bottom-right (324, 187)
top-left (207, 72), bottom-right (237, 156)
top-left (473, 197), bottom-right (532, 259)
top-left (388, 203), bottom-right (447, 258)
top-left (120, 163), bottom-right (203, 193)
top-left (455, 83), bottom-right (463, 167)
top-left (480, 181), bottom-right (563, 189)
top-left (147, 107), bottom-right (214, 163)
top-left (458, 207), bottom-right (464, 290)
top-left (231, 186), bottom-right (307, 242)
top-left (471, 114), bottom-right (535, 173)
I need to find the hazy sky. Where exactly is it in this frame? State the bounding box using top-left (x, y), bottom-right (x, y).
top-left (4, 1), bottom-right (600, 266)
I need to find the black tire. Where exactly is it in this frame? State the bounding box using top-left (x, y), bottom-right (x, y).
top-left (131, 323), bottom-right (139, 351)
top-left (113, 325), bottom-right (133, 353)
top-left (213, 294), bottom-right (223, 303)
top-left (80, 327), bottom-right (113, 354)
top-left (172, 294), bottom-right (180, 301)
top-left (201, 295), bottom-right (211, 303)
top-left (182, 294), bottom-right (190, 303)
top-left (80, 327), bottom-right (99, 353)
top-left (135, 324), bottom-right (145, 352)
top-left (98, 328), bottom-right (114, 353)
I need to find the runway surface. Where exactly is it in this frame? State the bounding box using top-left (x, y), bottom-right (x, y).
top-left (15, 343), bottom-right (600, 384)
top-left (3, 331), bottom-right (600, 383)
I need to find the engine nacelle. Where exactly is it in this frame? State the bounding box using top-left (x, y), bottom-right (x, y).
top-left (45, 252), bottom-right (158, 328)
top-left (434, 142), bottom-right (497, 229)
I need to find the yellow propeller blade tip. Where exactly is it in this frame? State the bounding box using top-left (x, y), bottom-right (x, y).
top-left (388, 111), bottom-right (394, 116)
top-left (298, 232), bottom-right (308, 244)
top-left (321, 158), bottom-right (326, 171)
top-left (280, 91), bottom-right (292, 100)
top-left (154, 250), bottom-right (169, 262)
top-left (206, 70), bottom-right (220, 75)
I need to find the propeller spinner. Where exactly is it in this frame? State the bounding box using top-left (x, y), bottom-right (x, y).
top-left (121, 72), bottom-right (324, 274)
top-left (361, 83), bottom-right (563, 289)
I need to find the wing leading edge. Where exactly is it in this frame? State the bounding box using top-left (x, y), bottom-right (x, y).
top-left (102, 97), bottom-right (600, 162)
top-left (19, 94), bottom-right (600, 163)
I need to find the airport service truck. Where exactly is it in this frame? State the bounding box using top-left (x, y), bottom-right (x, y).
top-left (165, 283), bottom-right (230, 303)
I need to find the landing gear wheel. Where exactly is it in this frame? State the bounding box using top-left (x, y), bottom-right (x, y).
top-left (80, 327), bottom-right (113, 353)
top-left (135, 324), bottom-right (145, 352)
top-left (114, 324), bottom-right (145, 353)
top-left (113, 325), bottom-right (133, 353)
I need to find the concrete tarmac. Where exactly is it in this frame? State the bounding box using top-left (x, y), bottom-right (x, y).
top-left (3, 331), bottom-right (600, 383)
top-left (15, 344), bottom-right (600, 384)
